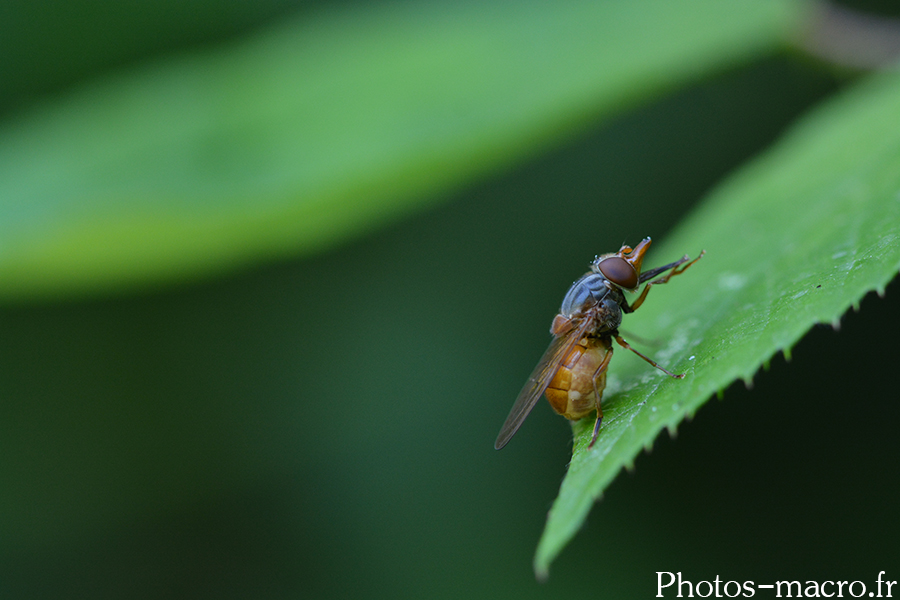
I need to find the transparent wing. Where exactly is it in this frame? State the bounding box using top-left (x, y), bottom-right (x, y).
top-left (494, 317), bottom-right (593, 450)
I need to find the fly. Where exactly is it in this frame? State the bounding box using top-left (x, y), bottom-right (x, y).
top-left (494, 238), bottom-right (703, 450)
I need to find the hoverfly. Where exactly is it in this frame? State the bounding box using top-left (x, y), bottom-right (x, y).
top-left (494, 238), bottom-right (703, 450)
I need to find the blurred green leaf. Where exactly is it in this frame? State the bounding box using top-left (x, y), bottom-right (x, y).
top-left (534, 67), bottom-right (900, 578)
top-left (0, 0), bottom-right (804, 300)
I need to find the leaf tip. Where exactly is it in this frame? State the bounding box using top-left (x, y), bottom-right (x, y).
top-left (742, 375), bottom-right (755, 390)
top-left (781, 346), bottom-right (793, 362)
top-left (534, 563), bottom-right (550, 583)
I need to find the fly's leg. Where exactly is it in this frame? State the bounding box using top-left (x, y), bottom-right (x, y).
top-left (614, 333), bottom-right (683, 379)
top-left (625, 250), bottom-right (705, 313)
top-left (616, 329), bottom-right (660, 347)
top-left (588, 347), bottom-right (614, 449)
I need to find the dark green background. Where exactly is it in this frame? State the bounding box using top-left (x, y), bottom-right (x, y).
top-left (2, 2), bottom-right (899, 598)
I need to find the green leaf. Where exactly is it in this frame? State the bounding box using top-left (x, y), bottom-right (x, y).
top-left (534, 68), bottom-right (900, 578)
top-left (0, 0), bottom-right (804, 300)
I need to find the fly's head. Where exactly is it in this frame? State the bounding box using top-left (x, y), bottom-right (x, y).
top-left (590, 237), bottom-right (652, 293)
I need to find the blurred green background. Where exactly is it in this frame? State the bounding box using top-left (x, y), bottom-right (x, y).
top-left (2, 1), bottom-right (899, 598)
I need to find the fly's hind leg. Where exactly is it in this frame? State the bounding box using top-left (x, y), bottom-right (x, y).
top-left (588, 347), bottom-right (614, 449)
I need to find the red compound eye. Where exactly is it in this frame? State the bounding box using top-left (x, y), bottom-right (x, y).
top-left (598, 256), bottom-right (638, 289)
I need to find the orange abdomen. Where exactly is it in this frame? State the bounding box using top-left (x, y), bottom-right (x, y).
top-left (545, 337), bottom-right (612, 421)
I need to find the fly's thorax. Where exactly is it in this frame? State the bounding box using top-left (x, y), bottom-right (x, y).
top-left (558, 273), bottom-right (612, 320)
top-left (596, 294), bottom-right (623, 332)
top-left (557, 272), bottom-right (625, 335)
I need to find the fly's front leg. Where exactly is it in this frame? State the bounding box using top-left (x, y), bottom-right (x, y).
top-left (624, 250), bottom-right (705, 313)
